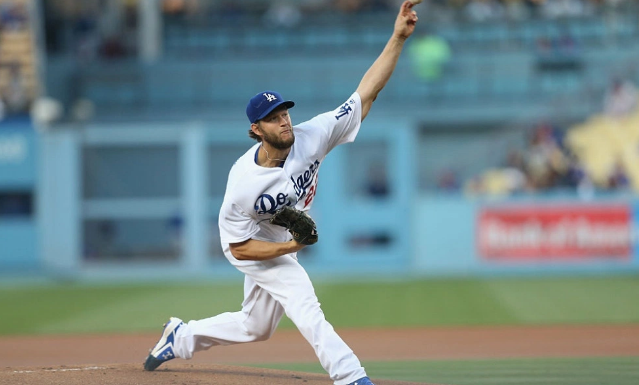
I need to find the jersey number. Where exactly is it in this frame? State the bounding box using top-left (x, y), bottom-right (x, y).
top-left (304, 174), bottom-right (319, 207)
top-left (304, 184), bottom-right (316, 207)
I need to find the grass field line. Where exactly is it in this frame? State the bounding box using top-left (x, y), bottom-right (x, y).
top-left (12, 366), bottom-right (106, 374)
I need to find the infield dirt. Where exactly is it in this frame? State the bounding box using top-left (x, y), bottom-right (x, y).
top-left (2, 324), bottom-right (638, 385)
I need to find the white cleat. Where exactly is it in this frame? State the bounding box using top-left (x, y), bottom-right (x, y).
top-left (143, 317), bottom-right (184, 371)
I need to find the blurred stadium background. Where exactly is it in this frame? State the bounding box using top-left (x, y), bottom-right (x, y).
top-left (1, 1), bottom-right (639, 384)
top-left (1, 0), bottom-right (638, 281)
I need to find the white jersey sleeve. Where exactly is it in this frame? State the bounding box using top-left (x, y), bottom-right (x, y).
top-left (217, 147), bottom-right (262, 244)
top-left (296, 92), bottom-right (362, 155)
top-left (218, 201), bottom-right (260, 244)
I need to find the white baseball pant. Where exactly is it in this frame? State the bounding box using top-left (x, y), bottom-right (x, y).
top-left (172, 251), bottom-right (367, 385)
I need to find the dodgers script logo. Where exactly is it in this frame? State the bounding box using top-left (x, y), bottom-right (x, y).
top-left (253, 160), bottom-right (322, 215)
top-left (254, 192), bottom-right (293, 215)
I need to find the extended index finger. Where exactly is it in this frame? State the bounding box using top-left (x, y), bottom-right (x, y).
top-left (402, 0), bottom-right (415, 12)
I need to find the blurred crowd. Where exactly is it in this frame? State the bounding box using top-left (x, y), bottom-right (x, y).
top-left (0, 0), bottom-right (26, 30)
top-left (0, 0), bottom-right (31, 121)
top-left (464, 121), bottom-right (592, 196)
top-left (159, 0), bottom-right (634, 25)
top-left (464, 77), bottom-right (639, 197)
top-left (41, 0), bottom-right (636, 59)
top-left (23, 0), bottom-right (639, 199)
top-left (42, 0), bottom-right (138, 61)
top-left (420, 0), bottom-right (630, 23)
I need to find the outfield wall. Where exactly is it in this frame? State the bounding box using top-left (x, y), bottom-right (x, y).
top-left (413, 196), bottom-right (639, 277)
top-left (1, 120), bottom-right (638, 281)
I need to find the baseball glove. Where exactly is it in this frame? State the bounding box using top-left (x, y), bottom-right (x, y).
top-left (269, 206), bottom-right (318, 245)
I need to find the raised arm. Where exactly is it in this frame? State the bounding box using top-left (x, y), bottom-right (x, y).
top-left (356, 1), bottom-right (419, 121)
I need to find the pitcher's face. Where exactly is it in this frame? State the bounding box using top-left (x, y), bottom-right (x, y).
top-left (255, 107), bottom-right (295, 150)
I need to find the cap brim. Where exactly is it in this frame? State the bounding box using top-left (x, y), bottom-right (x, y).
top-left (255, 100), bottom-right (295, 122)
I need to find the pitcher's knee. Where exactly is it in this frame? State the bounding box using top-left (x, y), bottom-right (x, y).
top-left (244, 321), bottom-right (276, 342)
top-left (285, 295), bottom-right (324, 327)
top-left (245, 330), bottom-right (273, 342)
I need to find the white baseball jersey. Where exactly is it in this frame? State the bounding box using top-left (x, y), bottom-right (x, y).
top-left (218, 91), bottom-right (362, 248)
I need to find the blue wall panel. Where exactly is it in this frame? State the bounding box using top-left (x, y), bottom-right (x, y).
top-left (0, 220), bottom-right (38, 269)
top-left (0, 126), bottom-right (37, 188)
top-left (0, 122), bottom-right (38, 271)
top-left (413, 196), bottom-right (477, 274)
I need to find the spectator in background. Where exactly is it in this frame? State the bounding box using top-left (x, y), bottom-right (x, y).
top-left (334, 0), bottom-right (390, 14)
top-left (0, 1), bottom-right (27, 31)
top-left (416, 0), bottom-right (456, 24)
top-left (464, 0), bottom-right (504, 22)
top-left (503, 149), bottom-right (530, 190)
top-left (100, 35), bottom-right (127, 59)
top-left (502, 0), bottom-right (531, 21)
top-left (535, 29), bottom-right (582, 72)
top-left (465, 122), bottom-right (580, 197)
top-left (603, 78), bottom-right (638, 118)
top-left (263, 1), bottom-right (303, 29)
top-left (361, 0), bottom-right (393, 13)
top-left (3, 62), bottom-right (29, 116)
top-left (522, 0), bottom-right (542, 17)
top-left (96, 0), bottom-right (128, 59)
top-left (334, 0), bottom-right (365, 13)
top-left (162, 0), bottom-right (187, 15)
top-left (601, 0), bottom-right (628, 44)
top-left (556, 151), bottom-right (588, 190)
top-left (72, 7), bottom-right (99, 63)
top-left (408, 29), bottom-right (451, 81)
top-left (523, 122), bottom-right (568, 190)
top-left (298, 0), bottom-right (333, 14)
top-left (607, 159), bottom-right (630, 191)
top-left (162, 0), bottom-right (188, 26)
top-left (437, 168), bottom-right (460, 192)
top-left (540, 0), bottom-right (593, 19)
top-left (217, 1), bottom-right (248, 20)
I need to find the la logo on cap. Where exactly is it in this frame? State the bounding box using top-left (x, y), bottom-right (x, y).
top-left (246, 90), bottom-right (295, 123)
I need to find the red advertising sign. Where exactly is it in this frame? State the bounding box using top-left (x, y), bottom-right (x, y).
top-left (478, 205), bottom-right (632, 260)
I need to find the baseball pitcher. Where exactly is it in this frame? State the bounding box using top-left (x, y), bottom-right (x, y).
top-left (144, 2), bottom-right (419, 385)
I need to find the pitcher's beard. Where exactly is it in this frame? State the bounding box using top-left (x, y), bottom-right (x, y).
top-left (262, 130), bottom-right (295, 150)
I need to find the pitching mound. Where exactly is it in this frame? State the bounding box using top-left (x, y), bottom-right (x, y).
top-left (0, 363), bottom-right (432, 385)
top-left (3, 325), bottom-right (638, 385)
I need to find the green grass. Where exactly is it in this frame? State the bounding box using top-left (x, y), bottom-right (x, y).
top-left (2, 276), bottom-right (638, 384)
top-left (0, 275), bottom-right (638, 335)
top-left (0, 282), bottom-right (246, 334)
top-left (254, 357), bottom-right (639, 385)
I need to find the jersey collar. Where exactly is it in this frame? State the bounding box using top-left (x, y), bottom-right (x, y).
top-left (254, 146), bottom-right (285, 168)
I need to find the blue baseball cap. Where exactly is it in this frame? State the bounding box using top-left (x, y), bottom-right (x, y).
top-left (246, 91), bottom-right (295, 123)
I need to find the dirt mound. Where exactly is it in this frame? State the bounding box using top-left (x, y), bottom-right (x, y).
top-left (2, 325), bottom-right (638, 385)
top-left (0, 363), bottom-right (431, 385)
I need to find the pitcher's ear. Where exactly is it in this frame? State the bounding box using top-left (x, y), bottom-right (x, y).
top-left (248, 123), bottom-right (263, 142)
